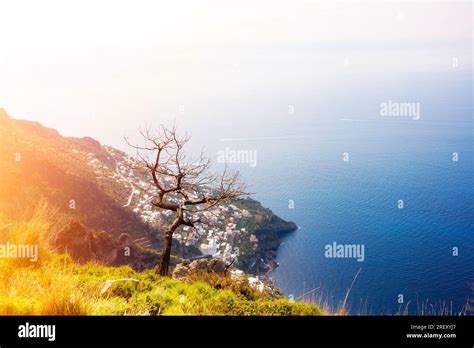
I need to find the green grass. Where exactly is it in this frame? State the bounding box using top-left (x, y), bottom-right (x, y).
top-left (0, 255), bottom-right (323, 315)
top-left (0, 203), bottom-right (323, 316)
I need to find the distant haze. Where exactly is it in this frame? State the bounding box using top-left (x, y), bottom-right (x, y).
top-left (0, 0), bottom-right (471, 152)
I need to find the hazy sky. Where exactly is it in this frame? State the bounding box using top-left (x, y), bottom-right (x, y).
top-left (0, 0), bottom-right (471, 149)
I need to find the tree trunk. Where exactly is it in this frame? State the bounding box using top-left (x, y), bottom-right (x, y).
top-left (158, 232), bottom-right (173, 276)
top-left (158, 207), bottom-right (183, 276)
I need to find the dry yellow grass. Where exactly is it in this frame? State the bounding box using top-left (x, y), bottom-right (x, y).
top-left (0, 200), bottom-right (60, 267)
top-left (0, 203), bottom-right (323, 316)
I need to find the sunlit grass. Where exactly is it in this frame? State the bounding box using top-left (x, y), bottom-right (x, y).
top-left (0, 200), bottom-right (59, 267)
top-left (0, 255), bottom-right (323, 315)
top-left (0, 204), bottom-right (322, 316)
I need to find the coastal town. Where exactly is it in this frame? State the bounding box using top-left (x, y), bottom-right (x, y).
top-left (86, 146), bottom-right (262, 269)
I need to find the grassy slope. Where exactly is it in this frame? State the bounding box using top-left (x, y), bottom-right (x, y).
top-left (0, 203), bottom-right (322, 316)
top-left (0, 256), bottom-right (322, 316)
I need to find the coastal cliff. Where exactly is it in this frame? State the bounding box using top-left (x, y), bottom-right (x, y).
top-left (230, 198), bottom-right (297, 276)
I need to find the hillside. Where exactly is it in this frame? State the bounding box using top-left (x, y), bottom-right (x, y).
top-left (0, 254), bottom-right (322, 316)
top-left (0, 204), bottom-right (321, 316)
top-left (0, 108), bottom-right (155, 240)
top-left (0, 136), bottom-right (322, 316)
top-left (0, 109), bottom-right (297, 275)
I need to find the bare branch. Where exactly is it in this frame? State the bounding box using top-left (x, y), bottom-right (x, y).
top-left (126, 124), bottom-right (249, 276)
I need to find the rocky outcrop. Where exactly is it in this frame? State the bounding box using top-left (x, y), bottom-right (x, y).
top-left (171, 263), bottom-right (190, 281)
top-left (236, 213), bottom-right (298, 277)
top-left (172, 258), bottom-right (227, 281)
top-left (53, 220), bottom-right (160, 271)
top-left (269, 215), bottom-right (298, 236)
top-left (54, 221), bottom-right (95, 262)
top-left (80, 136), bottom-right (102, 150)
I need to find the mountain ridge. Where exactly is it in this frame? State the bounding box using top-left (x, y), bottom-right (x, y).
top-left (0, 109), bottom-right (297, 275)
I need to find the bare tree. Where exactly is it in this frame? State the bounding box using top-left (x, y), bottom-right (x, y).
top-left (126, 125), bottom-right (247, 276)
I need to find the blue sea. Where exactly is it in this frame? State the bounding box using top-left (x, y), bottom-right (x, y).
top-left (183, 63), bottom-right (473, 315)
top-left (260, 118), bottom-right (473, 315)
top-left (107, 44), bottom-right (473, 315)
top-left (218, 116), bottom-right (473, 315)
